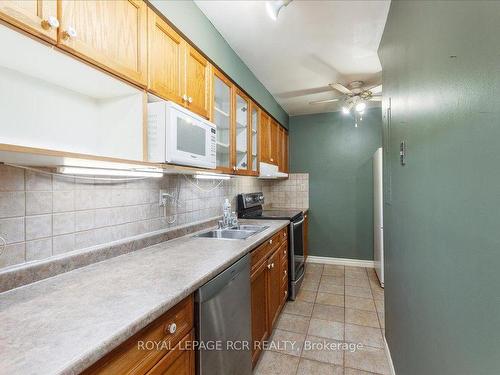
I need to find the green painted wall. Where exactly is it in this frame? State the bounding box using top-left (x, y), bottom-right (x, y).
top-left (289, 108), bottom-right (382, 260)
top-left (379, 1), bottom-right (500, 374)
top-left (150, 0), bottom-right (289, 127)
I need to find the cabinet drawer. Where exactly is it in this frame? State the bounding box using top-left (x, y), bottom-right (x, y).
top-left (279, 228), bottom-right (288, 245)
top-left (83, 295), bottom-right (193, 375)
top-left (251, 231), bottom-right (282, 270)
top-left (146, 330), bottom-right (194, 375)
top-left (281, 278), bottom-right (288, 305)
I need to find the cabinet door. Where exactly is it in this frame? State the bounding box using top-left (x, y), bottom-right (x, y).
top-left (270, 120), bottom-right (279, 165)
top-left (234, 89), bottom-right (252, 175)
top-left (213, 69), bottom-right (233, 173)
top-left (58, 0), bottom-right (147, 86)
top-left (250, 102), bottom-right (259, 174)
top-left (284, 131), bottom-right (289, 173)
top-left (0, 0), bottom-right (58, 43)
top-left (267, 248), bottom-right (281, 330)
top-left (278, 126), bottom-right (285, 172)
top-left (146, 331), bottom-right (194, 375)
top-left (147, 8), bottom-right (184, 104)
top-left (251, 259), bottom-right (269, 367)
top-left (185, 44), bottom-right (211, 118)
top-left (259, 111), bottom-right (272, 164)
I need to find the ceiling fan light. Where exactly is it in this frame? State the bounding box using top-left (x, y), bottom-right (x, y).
top-left (342, 106), bottom-right (350, 115)
top-left (355, 102), bottom-right (366, 112)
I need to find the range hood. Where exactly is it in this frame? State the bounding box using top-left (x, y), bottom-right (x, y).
top-left (258, 162), bottom-right (288, 179)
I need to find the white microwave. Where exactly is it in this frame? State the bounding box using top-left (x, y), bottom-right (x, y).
top-left (147, 100), bottom-right (216, 169)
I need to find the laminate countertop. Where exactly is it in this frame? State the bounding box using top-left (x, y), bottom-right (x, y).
top-left (0, 219), bottom-right (289, 375)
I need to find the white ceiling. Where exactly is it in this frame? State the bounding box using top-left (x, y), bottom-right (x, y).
top-left (195, 0), bottom-right (390, 116)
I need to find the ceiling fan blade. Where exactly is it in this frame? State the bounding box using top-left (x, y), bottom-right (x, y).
top-left (329, 83), bottom-right (352, 95)
top-left (309, 98), bottom-right (339, 105)
top-left (369, 84), bottom-right (382, 94)
top-left (368, 96), bottom-right (382, 102)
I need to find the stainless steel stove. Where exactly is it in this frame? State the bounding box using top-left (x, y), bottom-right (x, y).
top-left (237, 192), bottom-right (305, 300)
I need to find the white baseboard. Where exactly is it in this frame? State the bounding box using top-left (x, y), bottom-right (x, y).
top-left (306, 255), bottom-right (375, 268)
top-left (384, 336), bottom-right (396, 375)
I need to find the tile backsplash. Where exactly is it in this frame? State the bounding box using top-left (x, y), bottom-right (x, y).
top-left (262, 173), bottom-right (309, 209)
top-left (0, 165), bottom-right (308, 270)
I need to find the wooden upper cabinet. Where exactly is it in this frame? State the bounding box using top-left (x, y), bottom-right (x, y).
top-left (278, 127), bottom-right (289, 173)
top-left (250, 101), bottom-right (260, 174)
top-left (58, 0), bottom-right (148, 86)
top-left (185, 44), bottom-right (211, 118)
top-left (234, 89), bottom-right (252, 175)
top-left (212, 68), bottom-right (234, 173)
top-left (148, 11), bottom-right (211, 119)
top-left (259, 111), bottom-right (272, 164)
top-left (285, 131), bottom-right (289, 173)
top-left (0, 0), bottom-right (58, 43)
top-left (148, 8), bottom-right (184, 103)
top-left (270, 120), bottom-right (280, 165)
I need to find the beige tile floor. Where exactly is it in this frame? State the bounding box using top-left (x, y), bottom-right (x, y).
top-left (254, 264), bottom-right (389, 375)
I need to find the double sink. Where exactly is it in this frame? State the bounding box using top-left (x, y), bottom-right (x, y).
top-left (195, 224), bottom-right (269, 240)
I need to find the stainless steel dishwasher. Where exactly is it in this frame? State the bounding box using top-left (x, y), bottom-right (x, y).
top-left (195, 254), bottom-right (252, 375)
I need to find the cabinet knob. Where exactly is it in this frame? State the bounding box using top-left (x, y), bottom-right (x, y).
top-left (166, 322), bottom-right (177, 334)
top-left (269, 239), bottom-right (273, 244)
top-left (182, 94), bottom-right (188, 102)
top-left (188, 96), bottom-right (193, 103)
top-left (270, 158), bottom-right (274, 162)
top-left (271, 263), bottom-right (275, 268)
top-left (284, 270), bottom-right (287, 276)
top-left (267, 264), bottom-right (272, 269)
top-left (284, 290), bottom-right (287, 297)
top-left (62, 26), bottom-right (77, 40)
top-left (41, 16), bottom-right (59, 30)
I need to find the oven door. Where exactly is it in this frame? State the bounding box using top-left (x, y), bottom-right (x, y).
top-left (166, 105), bottom-right (216, 169)
top-left (289, 215), bottom-right (305, 280)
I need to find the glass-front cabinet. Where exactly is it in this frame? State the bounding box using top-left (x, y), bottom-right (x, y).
top-left (250, 102), bottom-right (259, 173)
top-left (213, 69), bottom-right (233, 173)
top-left (212, 69), bottom-right (259, 176)
top-left (234, 89), bottom-right (253, 175)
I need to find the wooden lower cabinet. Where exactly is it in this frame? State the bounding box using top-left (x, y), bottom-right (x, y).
top-left (146, 331), bottom-right (194, 375)
top-left (250, 257), bottom-right (269, 367)
top-left (250, 227), bottom-right (289, 368)
top-left (266, 247), bottom-right (281, 330)
top-left (83, 295), bottom-right (194, 375)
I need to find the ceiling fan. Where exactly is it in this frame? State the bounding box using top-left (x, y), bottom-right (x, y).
top-left (309, 81), bottom-right (382, 114)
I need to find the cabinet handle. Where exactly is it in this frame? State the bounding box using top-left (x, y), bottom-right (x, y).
top-left (165, 322), bottom-right (177, 334)
top-left (62, 26), bottom-right (77, 40)
top-left (41, 16), bottom-right (59, 30)
top-left (188, 96), bottom-right (193, 103)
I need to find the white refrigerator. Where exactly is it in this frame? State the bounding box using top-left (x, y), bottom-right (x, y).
top-left (373, 148), bottom-right (384, 287)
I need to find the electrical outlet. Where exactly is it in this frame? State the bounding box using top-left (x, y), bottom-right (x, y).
top-left (159, 189), bottom-right (169, 207)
